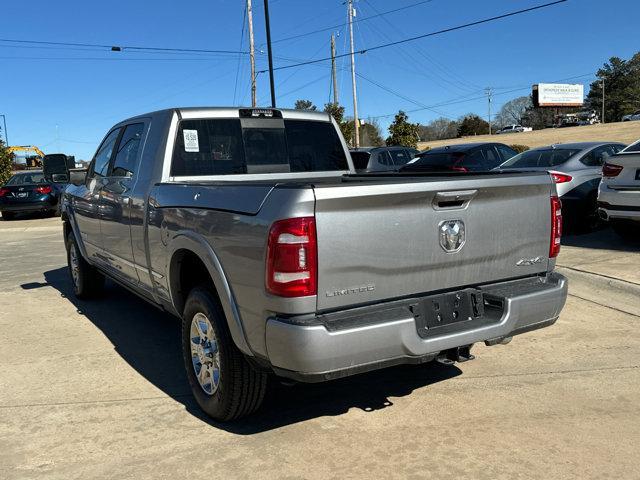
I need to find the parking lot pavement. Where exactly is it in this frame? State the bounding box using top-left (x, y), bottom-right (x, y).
top-left (0, 221), bottom-right (638, 480)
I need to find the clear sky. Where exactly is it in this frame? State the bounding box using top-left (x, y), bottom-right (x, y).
top-left (1, 0), bottom-right (638, 160)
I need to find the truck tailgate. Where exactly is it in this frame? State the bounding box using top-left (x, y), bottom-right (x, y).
top-left (314, 173), bottom-right (553, 311)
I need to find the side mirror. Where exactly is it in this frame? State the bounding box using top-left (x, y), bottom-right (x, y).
top-left (51, 173), bottom-right (69, 183)
top-left (69, 169), bottom-right (88, 186)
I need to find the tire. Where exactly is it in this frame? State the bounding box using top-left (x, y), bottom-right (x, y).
top-left (182, 287), bottom-right (267, 421)
top-left (1, 211), bottom-right (15, 221)
top-left (580, 191), bottom-right (601, 233)
top-left (611, 220), bottom-right (640, 242)
top-left (66, 232), bottom-right (105, 298)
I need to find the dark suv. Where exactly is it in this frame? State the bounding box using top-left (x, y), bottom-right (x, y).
top-left (402, 142), bottom-right (518, 172)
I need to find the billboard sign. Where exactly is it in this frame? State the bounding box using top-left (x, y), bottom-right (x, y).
top-left (533, 83), bottom-right (584, 107)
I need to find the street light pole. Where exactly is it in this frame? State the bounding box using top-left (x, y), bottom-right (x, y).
top-left (348, 0), bottom-right (360, 148)
top-left (0, 115), bottom-right (8, 145)
top-left (601, 78), bottom-right (605, 124)
top-left (263, 0), bottom-right (276, 108)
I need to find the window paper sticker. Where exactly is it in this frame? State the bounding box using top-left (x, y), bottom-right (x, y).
top-left (183, 129), bottom-right (199, 152)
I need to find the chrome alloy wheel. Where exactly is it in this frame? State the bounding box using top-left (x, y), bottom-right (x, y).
top-left (69, 243), bottom-right (80, 288)
top-left (190, 312), bottom-right (221, 395)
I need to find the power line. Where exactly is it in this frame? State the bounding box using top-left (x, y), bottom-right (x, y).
top-left (268, 0), bottom-right (434, 45)
top-left (258, 0), bottom-right (569, 73)
top-left (0, 38), bottom-right (248, 56)
top-left (233, 3), bottom-right (248, 105)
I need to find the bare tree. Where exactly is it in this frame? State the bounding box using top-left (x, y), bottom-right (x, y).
top-left (495, 96), bottom-right (532, 127)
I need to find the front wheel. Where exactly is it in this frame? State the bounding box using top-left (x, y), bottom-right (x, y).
top-left (66, 232), bottom-right (105, 298)
top-left (182, 287), bottom-right (267, 421)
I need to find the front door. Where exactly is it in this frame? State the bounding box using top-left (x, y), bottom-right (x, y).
top-left (72, 127), bottom-right (121, 259)
top-left (99, 122), bottom-right (146, 285)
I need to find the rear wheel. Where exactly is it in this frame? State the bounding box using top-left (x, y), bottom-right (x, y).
top-left (181, 287), bottom-right (267, 421)
top-left (611, 220), bottom-right (640, 242)
top-left (581, 191), bottom-right (601, 232)
top-left (66, 232), bottom-right (105, 298)
top-left (1, 211), bottom-right (15, 221)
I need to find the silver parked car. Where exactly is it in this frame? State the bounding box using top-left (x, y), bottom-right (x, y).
top-left (350, 146), bottom-right (419, 172)
top-left (498, 142), bottom-right (626, 230)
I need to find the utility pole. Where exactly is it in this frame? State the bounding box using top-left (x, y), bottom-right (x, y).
top-left (330, 33), bottom-right (339, 104)
top-left (485, 87), bottom-right (493, 135)
top-left (601, 78), bottom-right (605, 124)
top-left (247, 0), bottom-right (257, 107)
top-left (348, 0), bottom-right (360, 147)
top-left (263, 0), bottom-right (276, 108)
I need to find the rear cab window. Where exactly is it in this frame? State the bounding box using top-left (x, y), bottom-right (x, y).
top-left (171, 115), bottom-right (349, 177)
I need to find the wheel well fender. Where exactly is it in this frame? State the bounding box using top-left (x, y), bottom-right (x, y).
top-left (167, 232), bottom-right (253, 356)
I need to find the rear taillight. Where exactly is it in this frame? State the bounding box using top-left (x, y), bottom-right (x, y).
top-left (0, 188), bottom-right (9, 197)
top-left (602, 163), bottom-right (623, 177)
top-left (550, 196), bottom-right (562, 258)
top-left (35, 185), bottom-right (52, 194)
top-left (266, 217), bottom-right (317, 297)
top-left (451, 166), bottom-right (468, 172)
top-left (550, 172), bottom-right (573, 184)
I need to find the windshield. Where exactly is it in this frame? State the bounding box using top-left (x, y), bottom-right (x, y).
top-left (500, 148), bottom-right (581, 168)
top-left (6, 172), bottom-right (46, 185)
top-left (171, 118), bottom-right (349, 176)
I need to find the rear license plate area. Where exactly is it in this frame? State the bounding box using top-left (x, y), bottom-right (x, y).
top-left (16, 192), bottom-right (28, 198)
top-left (413, 289), bottom-right (484, 338)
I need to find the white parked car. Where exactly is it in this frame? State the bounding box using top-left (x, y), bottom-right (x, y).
top-left (496, 124), bottom-right (533, 134)
top-left (622, 110), bottom-right (640, 122)
top-left (597, 139), bottom-right (640, 240)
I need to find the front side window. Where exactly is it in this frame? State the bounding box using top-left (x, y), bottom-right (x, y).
top-left (111, 123), bottom-right (144, 177)
top-left (91, 128), bottom-right (121, 178)
top-left (171, 118), bottom-right (348, 177)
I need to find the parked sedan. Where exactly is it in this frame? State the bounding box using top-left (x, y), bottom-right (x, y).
top-left (402, 142), bottom-right (518, 172)
top-left (598, 139), bottom-right (640, 240)
top-left (498, 142), bottom-right (626, 230)
top-left (0, 170), bottom-right (65, 220)
top-left (622, 110), bottom-right (640, 122)
top-left (496, 124), bottom-right (532, 134)
top-left (350, 146), bottom-right (419, 172)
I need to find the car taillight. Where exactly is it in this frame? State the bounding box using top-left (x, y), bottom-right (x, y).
top-left (550, 196), bottom-right (562, 258)
top-left (451, 166), bottom-right (468, 172)
top-left (550, 172), bottom-right (573, 183)
top-left (602, 163), bottom-right (623, 177)
top-left (35, 185), bottom-right (52, 194)
top-left (0, 188), bottom-right (9, 197)
top-left (266, 217), bottom-right (317, 297)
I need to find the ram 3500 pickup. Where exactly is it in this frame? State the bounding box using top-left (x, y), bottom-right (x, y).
top-left (61, 107), bottom-right (568, 421)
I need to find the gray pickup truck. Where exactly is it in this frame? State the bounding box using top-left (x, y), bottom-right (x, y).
top-left (61, 107), bottom-right (568, 421)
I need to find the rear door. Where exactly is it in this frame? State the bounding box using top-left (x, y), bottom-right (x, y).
top-left (314, 174), bottom-right (553, 310)
top-left (99, 122), bottom-right (146, 285)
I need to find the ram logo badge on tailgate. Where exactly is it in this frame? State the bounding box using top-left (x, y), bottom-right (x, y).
top-left (439, 219), bottom-right (465, 253)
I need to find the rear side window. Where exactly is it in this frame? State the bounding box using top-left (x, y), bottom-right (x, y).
top-left (389, 149), bottom-right (411, 166)
top-left (496, 145), bottom-right (517, 161)
top-left (111, 123), bottom-right (144, 177)
top-left (411, 152), bottom-right (464, 169)
top-left (501, 148), bottom-right (581, 168)
top-left (171, 118), bottom-right (348, 176)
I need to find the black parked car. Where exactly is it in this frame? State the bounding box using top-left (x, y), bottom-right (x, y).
top-left (402, 142), bottom-right (518, 172)
top-left (0, 170), bottom-right (66, 220)
top-left (350, 146), bottom-right (419, 172)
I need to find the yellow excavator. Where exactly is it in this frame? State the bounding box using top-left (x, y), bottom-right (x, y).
top-left (8, 145), bottom-right (46, 168)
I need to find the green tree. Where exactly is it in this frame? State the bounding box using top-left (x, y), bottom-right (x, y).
top-left (418, 117), bottom-right (459, 141)
top-left (457, 114), bottom-right (489, 137)
top-left (386, 111), bottom-right (419, 148)
top-left (354, 118), bottom-right (384, 147)
top-left (324, 102), bottom-right (354, 145)
top-left (586, 52), bottom-right (640, 122)
top-left (0, 138), bottom-right (14, 185)
top-left (294, 99), bottom-right (317, 111)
